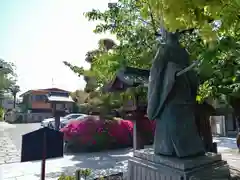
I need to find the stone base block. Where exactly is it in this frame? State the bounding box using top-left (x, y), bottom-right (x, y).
top-left (127, 148), bottom-right (231, 180)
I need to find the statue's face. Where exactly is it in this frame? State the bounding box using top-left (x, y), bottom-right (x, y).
top-left (166, 32), bottom-right (179, 44)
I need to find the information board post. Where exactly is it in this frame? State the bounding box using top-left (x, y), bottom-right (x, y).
top-left (123, 98), bottom-right (138, 150)
top-left (21, 127), bottom-right (64, 180)
top-left (52, 103), bottom-right (60, 131)
top-left (41, 131), bottom-right (46, 180)
top-left (133, 120), bottom-right (137, 151)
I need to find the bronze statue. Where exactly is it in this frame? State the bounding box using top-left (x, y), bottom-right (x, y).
top-left (147, 32), bottom-right (205, 158)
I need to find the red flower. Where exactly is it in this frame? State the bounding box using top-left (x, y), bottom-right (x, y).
top-left (60, 115), bottom-right (155, 151)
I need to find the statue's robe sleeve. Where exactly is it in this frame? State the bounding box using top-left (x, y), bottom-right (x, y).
top-left (147, 61), bottom-right (181, 120)
top-left (188, 70), bottom-right (199, 98)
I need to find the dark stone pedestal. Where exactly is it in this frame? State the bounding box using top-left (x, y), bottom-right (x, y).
top-left (127, 148), bottom-right (231, 180)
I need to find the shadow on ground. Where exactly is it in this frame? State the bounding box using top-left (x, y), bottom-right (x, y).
top-left (34, 148), bottom-right (133, 179)
top-left (214, 137), bottom-right (238, 150)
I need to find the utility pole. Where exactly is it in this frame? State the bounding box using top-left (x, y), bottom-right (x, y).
top-left (51, 78), bottom-right (55, 87)
top-left (0, 66), bottom-right (4, 107)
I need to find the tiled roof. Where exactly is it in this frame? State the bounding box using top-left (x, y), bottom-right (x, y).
top-left (19, 88), bottom-right (70, 97)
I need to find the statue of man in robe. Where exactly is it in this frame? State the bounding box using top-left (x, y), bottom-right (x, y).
top-left (147, 32), bottom-right (205, 158)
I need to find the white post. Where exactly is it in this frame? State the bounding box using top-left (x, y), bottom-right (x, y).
top-left (133, 120), bottom-right (137, 150)
top-left (222, 116), bottom-right (226, 136)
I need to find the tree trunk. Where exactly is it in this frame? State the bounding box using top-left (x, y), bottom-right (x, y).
top-left (199, 114), bottom-right (213, 152)
top-left (13, 94), bottom-right (16, 109)
top-left (228, 96), bottom-right (240, 151)
top-left (195, 102), bottom-right (215, 152)
top-left (229, 97), bottom-right (240, 133)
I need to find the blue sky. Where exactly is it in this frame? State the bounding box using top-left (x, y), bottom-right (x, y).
top-left (0, 0), bottom-right (114, 94)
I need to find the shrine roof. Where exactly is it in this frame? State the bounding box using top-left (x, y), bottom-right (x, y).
top-left (103, 66), bottom-right (150, 92)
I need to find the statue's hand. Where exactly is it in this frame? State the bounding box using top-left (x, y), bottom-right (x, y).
top-left (176, 61), bottom-right (199, 77)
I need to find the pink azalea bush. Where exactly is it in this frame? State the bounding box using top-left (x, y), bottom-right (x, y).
top-left (60, 115), bottom-right (155, 152)
top-left (105, 119), bottom-right (133, 146)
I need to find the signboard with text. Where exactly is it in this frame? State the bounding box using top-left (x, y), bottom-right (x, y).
top-left (21, 127), bottom-right (64, 162)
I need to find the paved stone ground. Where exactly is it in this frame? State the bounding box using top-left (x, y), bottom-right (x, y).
top-left (0, 123), bottom-right (20, 165)
top-left (220, 150), bottom-right (240, 169)
top-left (0, 131), bottom-right (20, 164)
top-left (0, 122), bottom-right (40, 165)
top-left (0, 149), bottom-right (131, 180)
top-left (2, 147), bottom-right (240, 180)
top-left (0, 122), bottom-right (131, 180)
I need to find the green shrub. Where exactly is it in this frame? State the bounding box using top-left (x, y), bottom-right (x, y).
top-left (0, 107), bottom-right (4, 121)
top-left (58, 169), bottom-right (92, 180)
top-left (58, 168), bottom-right (123, 180)
top-left (75, 169), bottom-right (92, 180)
top-left (57, 174), bottom-right (75, 180)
